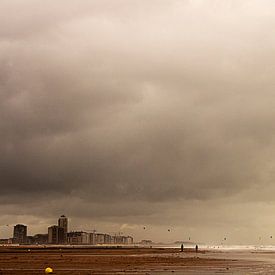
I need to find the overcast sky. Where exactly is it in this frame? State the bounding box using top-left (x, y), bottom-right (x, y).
top-left (1, 0), bottom-right (275, 244)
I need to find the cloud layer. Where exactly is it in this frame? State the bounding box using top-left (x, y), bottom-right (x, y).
top-left (1, 0), bottom-right (275, 243)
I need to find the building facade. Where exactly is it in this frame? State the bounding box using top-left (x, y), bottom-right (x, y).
top-left (33, 234), bottom-right (48, 244)
top-left (95, 233), bottom-right (105, 244)
top-left (67, 231), bottom-right (89, 245)
top-left (58, 215), bottom-right (68, 244)
top-left (13, 224), bottom-right (27, 244)
top-left (48, 225), bottom-right (65, 244)
top-left (58, 215), bottom-right (68, 236)
top-left (89, 233), bottom-right (97, 245)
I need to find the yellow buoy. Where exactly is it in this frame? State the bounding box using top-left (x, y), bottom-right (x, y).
top-left (45, 267), bottom-right (53, 274)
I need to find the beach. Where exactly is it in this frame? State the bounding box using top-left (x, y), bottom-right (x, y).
top-left (0, 246), bottom-right (275, 274)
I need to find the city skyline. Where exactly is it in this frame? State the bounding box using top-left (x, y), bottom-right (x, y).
top-left (1, 215), bottom-right (134, 246)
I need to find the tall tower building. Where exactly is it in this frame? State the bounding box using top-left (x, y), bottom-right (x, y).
top-left (48, 225), bottom-right (65, 244)
top-left (58, 215), bottom-right (68, 235)
top-left (13, 224), bottom-right (27, 244)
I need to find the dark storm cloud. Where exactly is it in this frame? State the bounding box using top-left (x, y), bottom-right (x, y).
top-left (1, 0), bottom-right (275, 242)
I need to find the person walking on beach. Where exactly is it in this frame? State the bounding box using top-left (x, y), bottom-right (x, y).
top-left (195, 245), bottom-right (198, 253)
top-left (181, 244), bottom-right (184, 252)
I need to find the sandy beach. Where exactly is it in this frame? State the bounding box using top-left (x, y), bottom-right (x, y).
top-left (1, 246), bottom-right (275, 274)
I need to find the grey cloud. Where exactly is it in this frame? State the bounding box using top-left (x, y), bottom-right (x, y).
top-left (1, 0), bottom-right (275, 242)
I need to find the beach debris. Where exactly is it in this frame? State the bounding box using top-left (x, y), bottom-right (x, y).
top-left (45, 267), bottom-right (53, 274)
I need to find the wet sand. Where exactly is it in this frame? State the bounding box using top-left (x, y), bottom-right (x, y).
top-left (0, 246), bottom-right (273, 274)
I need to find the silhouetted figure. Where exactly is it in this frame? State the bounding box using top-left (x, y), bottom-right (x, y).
top-left (195, 245), bottom-right (198, 253)
top-left (181, 244), bottom-right (184, 252)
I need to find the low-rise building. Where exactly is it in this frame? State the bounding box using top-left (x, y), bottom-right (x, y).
top-left (124, 236), bottom-right (134, 244)
top-left (140, 239), bottom-right (153, 245)
top-left (0, 238), bottom-right (13, 245)
top-left (67, 231), bottom-right (89, 245)
top-left (95, 233), bottom-right (105, 244)
top-left (104, 234), bottom-right (112, 244)
top-left (33, 234), bottom-right (48, 244)
top-left (26, 236), bottom-right (35, 244)
top-left (89, 233), bottom-right (97, 245)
